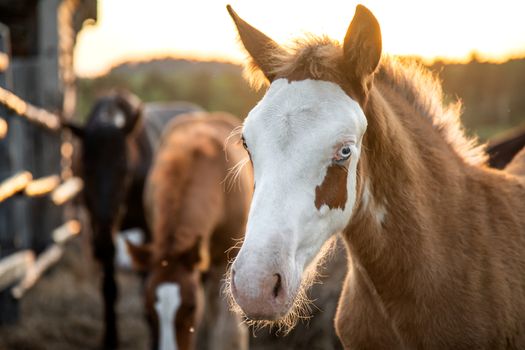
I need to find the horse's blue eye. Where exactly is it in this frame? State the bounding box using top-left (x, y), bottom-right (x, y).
top-left (337, 145), bottom-right (352, 161)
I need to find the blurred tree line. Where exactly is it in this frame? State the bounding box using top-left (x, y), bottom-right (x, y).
top-left (77, 56), bottom-right (524, 140)
top-left (431, 54), bottom-right (525, 139)
top-left (76, 58), bottom-right (264, 122)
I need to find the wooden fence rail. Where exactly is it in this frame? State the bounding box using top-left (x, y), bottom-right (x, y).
top-left (0, 172), bottom-right (83, 204)
top-left (0, 171), bottom-right (32, 202)
top-left (0, 86), bottom-right (62, 131)
top-left (25, 175), bottom-right (61, 197)
top-left (11, 245), bottom-right (63, 299)
top-left (0, 250), bottom-right (35, 291)
top-left (0, 219), bottom-right (81, 297)
top-left (0, 51), bottom-right (7, 73)
top-left (51, 177), bottom-right (83, 206)
top-left (52, 220), bottom-right (81, 245)
top-left (0, 117), bottom-right (6, 139)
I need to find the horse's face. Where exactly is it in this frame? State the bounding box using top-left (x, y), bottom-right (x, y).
top-left (231, 78), bottom-right (367, 320)
top-left (144, 262), bottom-right (202, 350)
top-left (65, 93), bottom-right (143, 235)
top-left (227, 5), bottom-right (381, 323)
top-left (126, 241), bottom-right (204, 350)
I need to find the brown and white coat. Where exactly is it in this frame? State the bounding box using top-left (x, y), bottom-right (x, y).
top-left (227, 4), bottom-right (525, 349)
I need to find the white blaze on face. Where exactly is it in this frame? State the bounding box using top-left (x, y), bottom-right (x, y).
top-left (100, 108), bottom-right (126, 128)
top-left (113, 111), bottom-right (126, 128)
top-left (234, 78), bottom-right (367, 306)
top-left (155, 283), bottom-right (181, 350)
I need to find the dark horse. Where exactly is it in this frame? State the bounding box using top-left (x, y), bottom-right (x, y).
top-left (64, 91), bottom-right (201, 349)
top-left (487, 126), bottom-right (525, 169)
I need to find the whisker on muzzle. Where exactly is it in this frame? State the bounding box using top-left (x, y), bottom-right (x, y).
top-left (221, 236), bottom-right (340, 335)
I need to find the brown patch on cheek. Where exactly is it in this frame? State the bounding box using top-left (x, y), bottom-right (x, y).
top-left (315, 164), bottom-right (348, 210)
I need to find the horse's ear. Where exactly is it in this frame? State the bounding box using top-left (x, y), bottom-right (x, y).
top-left (226, 5), bottom-right (286, 83)
top-left (62, 121), bottom-right (85, 138)
top-left (182, 237), bottom-right (209, 272)
top-left (116, 91), bottom-right (144, 134)
top-left (342, 5), bottom-right (382, 87)
top-left (125, 240), bottom-right (152, 271)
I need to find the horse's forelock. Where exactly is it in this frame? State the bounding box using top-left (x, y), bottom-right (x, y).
top-left (243, 35), bottom-right (487, 166)
top-left (243, 36), bottom-right (342, 90)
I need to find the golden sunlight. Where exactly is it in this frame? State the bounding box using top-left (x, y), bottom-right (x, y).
top-left (74, 0), bottom-right (525, 77)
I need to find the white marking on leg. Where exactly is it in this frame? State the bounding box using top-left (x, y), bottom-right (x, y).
top-left (155, 283), bottom-right (181, 350)
top-left (114, 229), bottom-right (145, 270)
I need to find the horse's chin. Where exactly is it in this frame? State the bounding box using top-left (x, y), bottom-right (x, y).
top-left (243, 309), bottom-right (288, 322)
top-left (243, 287), bottom-right (298, 321)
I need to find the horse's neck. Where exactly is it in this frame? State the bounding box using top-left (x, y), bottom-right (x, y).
top-left (344, 82), bottom-right (471, 292)
top-left (338, 82), bottom-right (525, 346)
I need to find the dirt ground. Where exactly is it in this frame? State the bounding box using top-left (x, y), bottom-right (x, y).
top-left (0, 239), bottom-right (149, 350)
top-left (0, 237), bottom-right (345, 350)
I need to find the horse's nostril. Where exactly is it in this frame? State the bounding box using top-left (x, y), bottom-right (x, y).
top-left (272, 273), bottom-right (282, 299)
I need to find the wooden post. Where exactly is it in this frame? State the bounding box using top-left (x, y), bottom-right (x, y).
top-left (21, 0), bottom-right (63, 255)
top-left (0, 22), bottom-right (20, 325)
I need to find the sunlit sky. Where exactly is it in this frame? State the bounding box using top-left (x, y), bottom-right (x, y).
top-left (74, 0), bottom-right (525, 77)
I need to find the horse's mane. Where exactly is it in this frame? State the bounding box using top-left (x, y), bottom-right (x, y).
top-left (243, 36), bottom-right (487, 166)
top-left (377, 56), bottom-right (487, 166)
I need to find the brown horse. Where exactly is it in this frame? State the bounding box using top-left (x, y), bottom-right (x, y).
top-left (226, 5), bottom-right (525, 349)
top-left (127, 112), bottom-right (252, 350)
